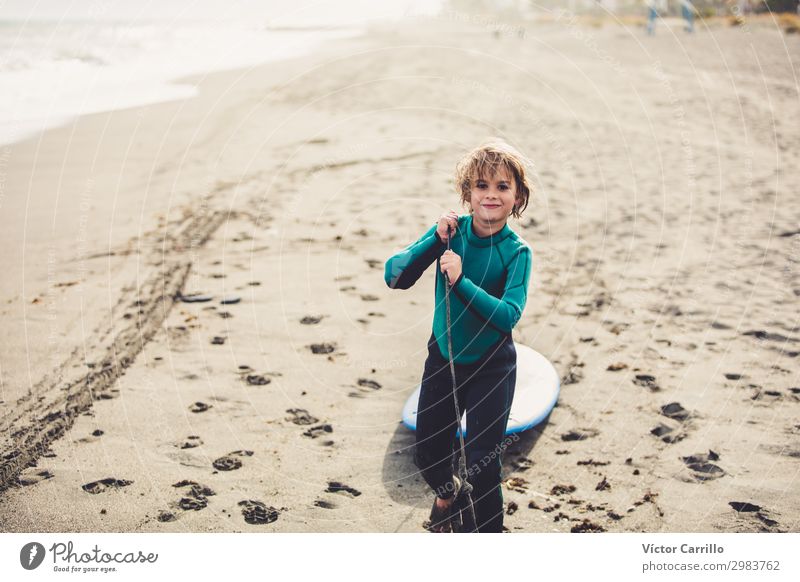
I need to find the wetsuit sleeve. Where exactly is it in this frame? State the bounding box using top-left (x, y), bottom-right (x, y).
top-left (451, 246), bottom-right (532, 333)
top-left (384, 223), bottom-right (446, 290)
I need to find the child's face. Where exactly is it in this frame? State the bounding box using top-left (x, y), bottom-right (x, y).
top-left (468, 167), bottom-right (518, 222)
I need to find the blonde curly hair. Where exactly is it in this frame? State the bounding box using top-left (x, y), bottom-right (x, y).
top-left (454, 138), bottom-right (534, 220)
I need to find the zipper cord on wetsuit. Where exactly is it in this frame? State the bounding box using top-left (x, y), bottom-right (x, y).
top-left (442, 223), bottom-right (477, 532)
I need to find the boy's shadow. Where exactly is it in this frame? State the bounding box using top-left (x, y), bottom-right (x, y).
top-left (381, 411), bottom-right (552, 530)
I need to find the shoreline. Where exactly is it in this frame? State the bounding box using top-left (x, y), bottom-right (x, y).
top-left (0, 23), bottom-right (369, 149)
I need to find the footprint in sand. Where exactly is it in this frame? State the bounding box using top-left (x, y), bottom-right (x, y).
top-left (357, 378), bottom-right (381, 390)
top-left (212, 450), bottom-right (254, 471)
top-left (300, 315), bottom-right (325, 324)
top-left (302, 423), bottom-right (333, 438)
top-left (633, 374), bottom-right (660, 391)
top-left (571, 519), bottom-right (606, 533)
top-left (237, 367), bottom-right (281, 386)
top-left (681, 450), bottom-right (725, 482)
top-left (189, 402), bottom-right (212, 413)
top-left (178, 293), bottom-right (213, 304)
top-left (660, 402), bottom-right (690, 421)
top-left (17, 470), bottom-right (54, 486)
top-left (750, 388), bottom-right (784, 402)
top-left (729, 501), bottom-right (780, 529)
top-left (349, 377), bottom-right (382, 397)
top-left (651, 402), bottom-right (692, 443)
top-left (742, 330), bottom-right (794, 343)
top-left (560, 428), bottom-right (599, 442)
top-left (173, 480), bottom-right (216, 511)
top-left (577, 459), bottom-right (609, 467)
top-left (326, 481), bottom-right (361, 497)
top-left (650, 422), bottom-right (686, 444)
top-left (210, 336), bottom-right (226, 345)
top-left (309, 343), bottom-right (336, 354)
top-left (314, 499), bottom-right (337, 509)
top-left (178, 498), bottom-right (207, 510)
top-left (550, 484), bottom-right (576, 496)
top-left (244, 374), bottom-right (271, 386)
top-left (729, 501), bottom-right (760, 512)
top-left (82, 478), bottom-right (133, 494)
top-left (238, 500), bottom-right (280, 524)
top-left (595, 476), bottom-right (611, 491)
top-left (286, 408), bottom-right (319, 425)
top-left (178, 435), bottom-right (203, 449)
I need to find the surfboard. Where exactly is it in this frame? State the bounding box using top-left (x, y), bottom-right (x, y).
top-left (401, 343), bottom-right (560, 436)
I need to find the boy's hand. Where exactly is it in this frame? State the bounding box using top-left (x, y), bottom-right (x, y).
top-left (436, 210), bottom-right (459, 242)
top-left (439, 250), bottom-right (462, 284)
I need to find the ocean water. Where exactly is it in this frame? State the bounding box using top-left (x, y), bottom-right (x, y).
top-left (0, 19), bottom-right (369, 146)
top-left (0, 1), bottom-right (444, 146)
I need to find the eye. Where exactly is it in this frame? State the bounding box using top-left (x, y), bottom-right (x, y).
top-left (499, 184), bottom-right (509, 190)
top-left (476, 183), bottom-right (487, 189)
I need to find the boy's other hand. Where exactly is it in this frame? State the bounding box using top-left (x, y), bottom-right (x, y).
top-left (439, 250), bottom-right (462, 284)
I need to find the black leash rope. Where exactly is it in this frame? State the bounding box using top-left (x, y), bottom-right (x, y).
top-left (441, 223), bottom-right (477, 533)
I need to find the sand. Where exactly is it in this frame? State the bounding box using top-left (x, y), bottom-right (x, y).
top-left (1, 14), bottom-right (798, 532)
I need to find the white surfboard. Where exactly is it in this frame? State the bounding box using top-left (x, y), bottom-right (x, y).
top-left (402, 343), bottom-right (559, 436)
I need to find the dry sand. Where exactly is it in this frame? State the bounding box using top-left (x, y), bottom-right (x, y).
top-left (1, 15), bottom-right (798, 532)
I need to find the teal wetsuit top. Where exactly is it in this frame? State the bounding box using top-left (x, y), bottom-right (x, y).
top-left (384, 213), bottom-right (533, 365)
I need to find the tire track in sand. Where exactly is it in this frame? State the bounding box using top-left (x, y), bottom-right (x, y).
top-left (0, 194), bottom-right (233, 492)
